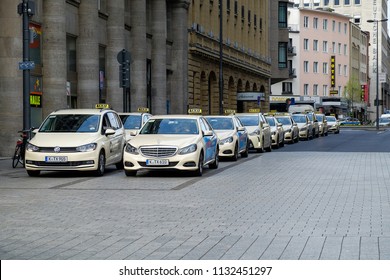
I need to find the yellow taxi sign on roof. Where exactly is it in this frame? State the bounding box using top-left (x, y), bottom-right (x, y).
top-left (248, 108), bottom-right (261, 113)
top-left (188, 108), bottom-right (202, 114)
top-left (137, 107), bottom-right (149, 113)
top-left (95, 103), bottom-right (111, 109)
top-left (224, 109), bottom-right (235, 115)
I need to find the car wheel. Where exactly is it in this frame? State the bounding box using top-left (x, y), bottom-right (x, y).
top-left (266, 138), bottom-right (272, 152)
top-left (241, 141), bottom-right (249, 158)
top-left (27, 170), bottom-right (40, 177)
top-left (209, 149), bottom-right (219, 169)
top-left (94, 151), bottom-right (105, 176)
top-left (273, 137), bottom-right (279, 149)
top-left (125, 170), bottom-right (137, 176)
top-left (280, 136), bottom-right (285, 147)
top-left (194, 152), bottom-right (204, 176)
top-left (232, 143), bottom-right (239, 161)
top-left (115, 151), bottom-right (124, 170)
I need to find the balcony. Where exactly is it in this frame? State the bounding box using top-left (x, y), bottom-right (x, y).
top-left (289, 68), bottom-right (296, 78)
top-left (287, 45), bottom-right (296, 56)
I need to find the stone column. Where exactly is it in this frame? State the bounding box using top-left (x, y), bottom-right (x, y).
top-left (0, 0), bottom-right (23, 156)
top-left (77, 0), bottom-right (99, 108)
top-left (151, 0), bottom-right (167, 114)
top-left (169, 0), bottom-right (190, 114)
top-left (130, 0), bottom-right (147, 111)
top-left (42, 1), bottom-right (67, 116)
top-left (106, 0), bottom-right (125, 112)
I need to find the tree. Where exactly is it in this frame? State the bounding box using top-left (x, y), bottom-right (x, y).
top-left (343, 76), bottom-right (361, 118)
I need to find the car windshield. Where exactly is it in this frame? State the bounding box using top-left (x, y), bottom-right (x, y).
top-left (120, 115), bottom-right (142, 129)
top-left (39, 114), bottom-right (100, 133)
top-left (379, 118), bottom-right (390, 124)
top-left (275, 117), bottom-right (291, 125)
top-left (292, 115), bottom-right (307, 123)
top-left (326, 116), bottom-right (336, 122)
top-left (205, 117), bottom-right (234, 130)
top-left (266, 118), bottom-right (276, 126)
top-left (316, 115), bottom-right (324, 121)
top-left (307, 114), bottom-right (313, 121)
top-left (236, 116), bottom-right (259, 126)
top-left (139, 118), bottom-right (199, 134)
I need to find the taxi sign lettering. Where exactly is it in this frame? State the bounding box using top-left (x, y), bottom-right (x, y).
top-left (188, 108), bottom-right (202, 114)
top-left (224, 109), bottom-right (235, 115)
top-left (95, 103), bottom-right (110, 109)
top-left (248, 108), bottom-right (261, 113)
top-left (137, 107), bottom-right (149, 112)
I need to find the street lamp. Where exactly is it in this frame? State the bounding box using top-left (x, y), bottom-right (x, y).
top-left (367, 18), bottom-right (388, 130)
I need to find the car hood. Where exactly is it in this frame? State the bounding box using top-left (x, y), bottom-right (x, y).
top-left (282, 125), bottom-right (292, 131)
top-left (129, 134), bottom-right (201, 147)
top-left (295, 123), bottom-right (307, 129)
top-left (243, 126), bottom-right (259, 134)
top-left (214, 130), bottom-right (235, 140)
top-left (30, 132), bottom-right (102, 147)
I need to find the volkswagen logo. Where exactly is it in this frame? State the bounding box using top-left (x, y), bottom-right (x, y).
top-left (54, 146), bottom-right (61, 153)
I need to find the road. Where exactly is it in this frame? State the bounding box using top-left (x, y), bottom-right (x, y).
top-left (1, 128), bottom-right (390, 260)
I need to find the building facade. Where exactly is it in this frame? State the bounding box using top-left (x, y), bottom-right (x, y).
top-left (292, 0), bottom-right (389, 121)
top-left (0, 0), bottom-right (284, 157)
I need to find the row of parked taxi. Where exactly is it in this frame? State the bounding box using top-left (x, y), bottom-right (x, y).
top-left (23, 104), bottom-right (340, 177)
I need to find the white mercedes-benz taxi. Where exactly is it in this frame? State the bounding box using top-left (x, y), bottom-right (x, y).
top-left (123, 114), bottom-right (219, 176)
top-left (25, 105), bottom-right (126, 177)
top-left (205, 115), bottom-right (249, 160)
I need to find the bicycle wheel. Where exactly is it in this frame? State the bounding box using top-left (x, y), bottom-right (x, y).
top-left (12, 145), bottom-right (22, 168)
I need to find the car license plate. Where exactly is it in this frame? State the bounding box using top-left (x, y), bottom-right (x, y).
top-left (146, 159), bottom-right (169, 166)
top-left (45, 156), bottom-right (68, 162)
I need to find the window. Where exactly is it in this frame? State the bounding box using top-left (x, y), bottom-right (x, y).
top-left (241, 5), bottom-right (244, 20)
top-left (304, 38), bottom-right (309, 50)
top-left (344, 44), bottom-right (347, 55)
top-left (344, 0), bottom-right (350, 4)
top-left (227, 0), bottom-right (231, 11)
top-left (282, 82), bottom-right (293, 93)
top-left (355, 0), bottom-right (361, 4)
top-left (334, 0), bottom-right (340, 5)
top-left (313, 40), bottom-right (318, 51)
top-left (304, 61), bottom-right (309, 73)
top-left (67, 35), bottom-right (77, 72)
top-left (332, 20), bottom-right (336, 31)
top-left (324, 0), bottom-right (330, 5)
top-left (254, 14), bottom-right (257, 28)
top-left (313, 62), bottom-right (318, 73)
top-left (323, 19), bottom-right (328, 30)
top-left (344, 65), bottom-right (347, 76)
top-left (304, 84), bottom-right (309, 96)
top-left (332, 42), bottom-right (336, 53)
top-left (278, 2), bottom-right (288, 28)
top-left (338, 64), bottom-right (341, 75)
top-left (338, 22), bottom-right (341, 32)
top-left (304, 16), bottom-right (309, 28)
top-left (234, 0), bottom-right (238, 15)
top-left (323, 41), bottom-right (328, 52)
top-left (278, 42), bottom-right (288, 68)
top-left (323, 85), bottom-right (328, 96)
top-left (338, 43), bottom-right (341, 54)
top-left (323, 62), bottom-right (328, 74)
top-left (313, 84), bottom-right (318, 96)
top-left (313, 17), bottom-right (318, 29)
top-left (344, 23), bottom-right (348, 34)
top-left (248, 10), bottom-right (251, 25)
top-left (99, 45), bottom-right (106, 102)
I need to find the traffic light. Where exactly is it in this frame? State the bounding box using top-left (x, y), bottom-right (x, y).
top-left (117, 49), bottom-right (130, 88)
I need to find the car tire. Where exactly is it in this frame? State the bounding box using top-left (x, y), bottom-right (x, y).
top-left (94, 151), bottom-right (105, 176)
top-left (280, 137), bottom-right (285, 147)
top-left (241, 141), bottom-right (249, 158)
top-left (194, 152), bottom-right (204, 176)
top-left (125, 170), bottom-right (137, 176)
top-left (232, 143), bottom-right (239, 161)
top-left (27, 170), bottom-right (40, 177)
top-left (266, 138), bottom-right (272, 152)
top-left (209, 150), bottom-right (219, 169)
top-left (115, 147), bottom-right (125, 170)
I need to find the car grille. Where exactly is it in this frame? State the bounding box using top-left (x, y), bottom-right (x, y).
top-left (26, 160), bottom-right (93, 167)
top-left (138, 161), bottom-right (179, 167)
top-left (37, 147), bottom-right (78, 153)
top-left (140, 146), bottom-right (177, 157)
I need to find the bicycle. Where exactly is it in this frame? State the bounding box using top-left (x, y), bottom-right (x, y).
top-left (12, 129), bottom-right (32, 168)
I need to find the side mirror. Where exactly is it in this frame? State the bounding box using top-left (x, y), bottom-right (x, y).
top-left (130, 131), bottom-right (137, 137)
top-left (105, 128), bottom-right (115, 136)
top-left (203, 130), bottom-right (213, 137)
top-left (237, 126), bottom-right (245, 131)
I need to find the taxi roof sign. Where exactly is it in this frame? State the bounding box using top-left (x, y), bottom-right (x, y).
top-left (224, 109), bottom-right (235, 115)
top-left (188, 108), bottom-right (202, 114)
top-left (95, 103), bottom-right (111, 109)
top-left (248, 108), bottom-right (261, 113)
top-left (137, 107), bottom-right (149, 113)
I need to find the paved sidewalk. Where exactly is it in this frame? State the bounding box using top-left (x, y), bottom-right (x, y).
top-left (1, 151), bottom-right (390, 260)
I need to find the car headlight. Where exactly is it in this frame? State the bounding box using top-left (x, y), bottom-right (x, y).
top-left (285, 128), bottom-right (291, 133)
top-left (26, 143), bottom-right (40, 152)
top-left (249, 129), bottom-right (260, 136)
top-left (76, 143), bottom-right (97, 152)
top-left (178, 144), bottom-right (197, 155)
top-left (219, 136), bottom-right (233, 145)
top-left (125, 143), bottom-right (139, 155)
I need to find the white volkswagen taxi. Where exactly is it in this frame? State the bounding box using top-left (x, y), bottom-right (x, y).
top-left (25, 105), bottom-right (126, 177)
top-left (205, 114), bottom-right (249, 160)
top-left (123, 113), bottom-right (219, 176)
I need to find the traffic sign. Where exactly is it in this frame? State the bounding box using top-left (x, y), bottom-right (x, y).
top-left (19, 61), bottom-right (35, 70)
